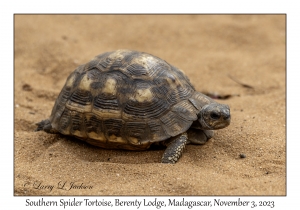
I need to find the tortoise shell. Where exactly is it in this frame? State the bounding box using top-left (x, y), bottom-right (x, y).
top-left (40, 49), bottom-right (217, 150)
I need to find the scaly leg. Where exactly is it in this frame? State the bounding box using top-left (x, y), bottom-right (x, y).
top-left (186, 128), bottom-right (214, 145)
top-left (161, 133), bottom-right (188, 164)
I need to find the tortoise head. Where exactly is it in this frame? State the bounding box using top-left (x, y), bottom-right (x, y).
top-left (197, 103), bottom-right (231, 130)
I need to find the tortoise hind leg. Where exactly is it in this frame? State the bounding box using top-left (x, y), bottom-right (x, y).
top-left (161, 133), bottom-right (188, 164)
top-left (35, 119), bottom-right (57, 134)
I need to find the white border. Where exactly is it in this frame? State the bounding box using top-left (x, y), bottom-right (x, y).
top-left (3, 0), bottom-right (298, 209)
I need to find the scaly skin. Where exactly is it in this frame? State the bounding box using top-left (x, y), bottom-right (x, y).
top-left (161, 133), bottom-right (188, 164)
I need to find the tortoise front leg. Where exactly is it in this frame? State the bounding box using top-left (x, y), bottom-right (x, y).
top-left (186, 128), bottom-right (214, 145)
top-left (161, 133), bottom-right (188, 164)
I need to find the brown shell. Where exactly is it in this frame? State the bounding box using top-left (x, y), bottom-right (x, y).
top-left (49, 50), bottom-right (213, 150)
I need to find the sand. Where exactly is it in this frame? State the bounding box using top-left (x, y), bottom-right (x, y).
top-left (14, 15), bottom-right (286, 196)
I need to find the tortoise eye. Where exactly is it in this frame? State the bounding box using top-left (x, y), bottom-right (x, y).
top-left (210, 112), bottom-right (220, 120)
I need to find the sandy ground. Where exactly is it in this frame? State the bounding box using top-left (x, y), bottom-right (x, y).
top-left (14, 15), bottom-right (285, 196)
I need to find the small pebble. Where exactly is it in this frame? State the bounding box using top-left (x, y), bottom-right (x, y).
top-left (22, 84), bottom-right (32, 91)
top-left (239, 154), bottom-right (246, 158)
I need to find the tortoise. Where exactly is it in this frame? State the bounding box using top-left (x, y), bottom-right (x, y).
top-left (36, 49), bottom-right (230, 163)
